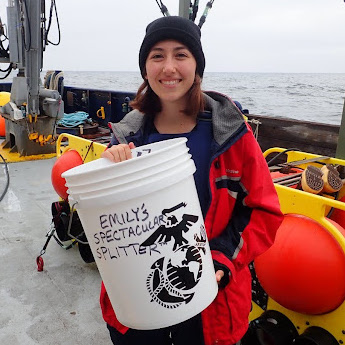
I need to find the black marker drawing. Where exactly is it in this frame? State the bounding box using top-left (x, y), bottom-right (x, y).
top-left (141, 202), bottom-right (208, 309)
top-left (135, 148), bottom-right (152, 157)
top-left (141, 202), bottom-right (198, 251)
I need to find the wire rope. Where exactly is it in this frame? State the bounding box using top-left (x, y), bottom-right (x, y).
top-left (155, 0), bottom-right (170, 16)
top-left (191, 0), bottom-right (199, 22)
top-left (0, 65), bottom-right (13, 79)
top-left (0, 153), bottom-right (10, 203)
top-left (198, 0), bottom-right (215, 28)
top-left (21, 0), bottom-right (32, 52)
top-left (45, 0), bottom-right (61, 46)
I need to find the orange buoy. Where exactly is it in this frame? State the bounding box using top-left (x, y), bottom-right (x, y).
top-left (0, 115), bottom-right (5, 137)
top-left (51, 150), bottom-right (83, 200)
top-left (255, 214), bottom-right (345, 314)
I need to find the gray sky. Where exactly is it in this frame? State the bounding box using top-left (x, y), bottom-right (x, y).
top-left (1, 0), bottom-right (345, 73)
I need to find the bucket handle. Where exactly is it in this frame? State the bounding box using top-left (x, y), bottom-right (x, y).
top-left (67, 202), bottom-right (89, 245)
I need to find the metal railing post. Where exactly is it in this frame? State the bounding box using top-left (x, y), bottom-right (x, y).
top-left (336, 94), bottom-right (345, 159)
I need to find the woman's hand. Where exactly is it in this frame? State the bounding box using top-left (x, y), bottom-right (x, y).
top-left (215, 270), bottom-right (225, 285)
top-left (101, 142), bottom-right (136, 163)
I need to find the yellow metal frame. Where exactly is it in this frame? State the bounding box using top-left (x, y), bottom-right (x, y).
top-left (250, 147), bottom-right (345, 341)
top-left (56, 133), bottom-right (106, 162)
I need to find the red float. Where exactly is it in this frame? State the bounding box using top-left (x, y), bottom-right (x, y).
top-left (255, 214), bottom-right (345, 314)
top-left (51, 150), bottom-right (83, 200)
top-left (0, 115), bottom-right (5, 137)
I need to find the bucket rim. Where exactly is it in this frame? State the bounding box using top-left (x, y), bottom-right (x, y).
top-left (64, 147), bottom-right (189, 188)
top-left (72, 158), bottom-right (196, 209)
top-left (67, 153), bottom-right (192, 195)
top-left (62, 137), bottom-right (188, 181)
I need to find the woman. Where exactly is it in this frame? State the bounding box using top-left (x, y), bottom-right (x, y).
top-left (100, 15), bottom-right (283, 345)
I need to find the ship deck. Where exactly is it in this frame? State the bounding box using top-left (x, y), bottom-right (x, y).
top-left (0, 151), bottom-right (111, 344)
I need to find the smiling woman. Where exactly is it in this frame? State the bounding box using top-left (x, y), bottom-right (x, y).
top-left (99, 15), bottom-right (283, 345)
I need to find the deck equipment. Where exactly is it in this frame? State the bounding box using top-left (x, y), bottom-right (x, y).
top-left (0, 0), bottom-right (63, 157)
top-left (249, 147), bottom-right (345, 345)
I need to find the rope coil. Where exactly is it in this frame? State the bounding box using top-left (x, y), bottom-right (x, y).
top-left (57, 111), bottom-right (91, 128)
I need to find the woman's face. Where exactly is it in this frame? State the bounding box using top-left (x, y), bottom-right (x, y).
top-left (145, 40), bottom-right (197, 107)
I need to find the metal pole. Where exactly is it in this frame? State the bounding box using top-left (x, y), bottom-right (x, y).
top-left (336, 94), bottom-right (345, 159)
top-left (179, 0), bottom-right (190, 18)
top-left (25, 0), bottom-right (42, 117)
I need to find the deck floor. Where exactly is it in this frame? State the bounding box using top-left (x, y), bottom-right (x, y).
top-left (0, 156), bottom-right (112, 344)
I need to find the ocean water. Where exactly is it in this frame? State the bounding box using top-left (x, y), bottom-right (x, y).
top-left (3, 71), bottom-right (345, 125)
top-left (62, 71), bottom-right (345, 126)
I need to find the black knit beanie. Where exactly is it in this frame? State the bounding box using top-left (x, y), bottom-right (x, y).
top-left (139, 16), bottom-right (205, 78)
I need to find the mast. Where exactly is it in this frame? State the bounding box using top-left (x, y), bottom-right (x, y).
top-left (178, 0), bottom-right (190, 18)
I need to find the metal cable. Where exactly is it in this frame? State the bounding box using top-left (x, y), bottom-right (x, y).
top-left (155, 0), bottom-right (170, 16)
top-left (266, 149), bottom-right (301, 167)
top-left (198, 0), bottom-right (215, 28)
top-left (46, 0), bottom-right (61, 46)
top-left (0, 153), bottom-right (10, 202)
top-left (21, 0), bottom-right (32, 52)
top-left (191, 0), bottom-right (199, 21)
top-left (0, 65), bottom-right (13, 79)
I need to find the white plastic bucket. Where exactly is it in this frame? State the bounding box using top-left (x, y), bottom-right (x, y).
top-left (62, 138), bottom-right (189, 187)
top-left (64, 139), bottom-right (218, 330)
top-left (67, 153), bottom-right (192, 196)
